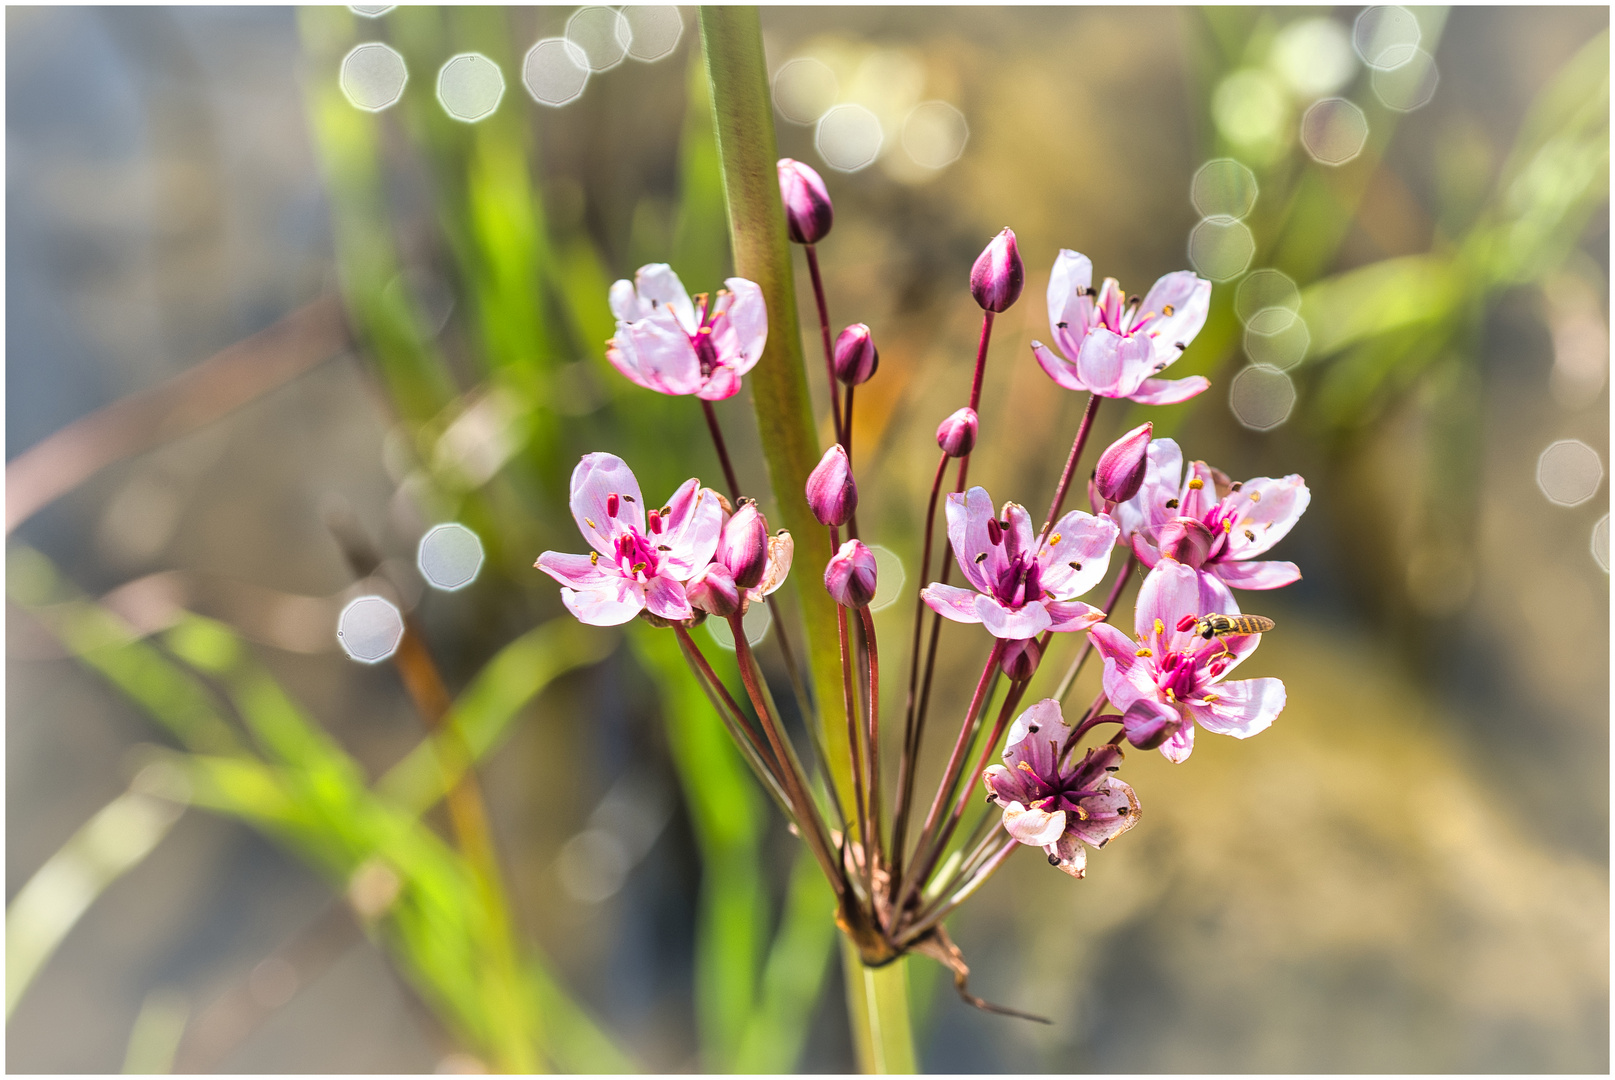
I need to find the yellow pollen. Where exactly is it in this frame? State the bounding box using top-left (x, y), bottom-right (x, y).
top-left (1154, 618), bottom-right (1165, 637)
top-left (585, 518), bottom-right (597, 529)
top-left (1136, 648), bottom-right (1153, 658)
top-left (1201, 695), bottom-right (1218, 706)
top-left (1164, 687), bottom-right (1176, 702)
top-left (1250, 490), bottom-right (1261, 502)
top-left (1050, 532), bottom-right (1062, 545)
top-left (1223, 518), bottom-right (1232, 532)
top-left (1075, 806), bottom-right (1089, 821)
top-left (589, 552), bottom-right (599, 565)
top-left (1188, 478), bottom-right (1204, 490)
top-left (1163, 304), bottom-right (1175, 316)
top-left (1017, 761), bottom-right (1036, 774)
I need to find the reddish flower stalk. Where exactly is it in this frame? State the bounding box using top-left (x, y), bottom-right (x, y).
top-left (804, 245), bottom-right (843, 445)
top-left (830, 525), bottom-right (873, 891)
top-left (1038, 391), bottom-right (1101, 545)
top-left (1053, 549), bottom-right (1138, 703)
top-left (859, 603), bottom-right (885, 881)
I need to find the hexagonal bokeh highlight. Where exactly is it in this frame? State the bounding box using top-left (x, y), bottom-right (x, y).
top-left (622, 6), bottom-right (682, 62)
top-left (1271, 17), bottom-right (1357, 97)
top-left (1371, 47), bottom-right (1439, 112)
top-left (566, 6), bottom-right (630, 72)
top-left (1301, 98), bottom-right (1369, 165)
top-left (867, 544), bottom-right (908, 612)
top-left (418, 523), bottom-right (485, 591)
top-left (1187, 217), bottom-right (1255, 282)
top-left (706, 602), bottom-right (772, 650)
top-left (1353, 5), bottom-right (1421, 70)
top-left (816, 104), bottom-right (883, 172)
top-left (901, 101), bottom-right (969, 170)
top-left (1593, 514), bottom-right (1610, 573)
top-left (337, 596), bottom-right (404, 663)
top-left (348, 5), bottom-right (396, 16)
top-left (773, 57), bottom-right (838, 125)
top-left (1191, 159), bottom-right (1258, 220)
top-left (1229, 365), bottom-right (1297, 430)
top-left (437, 53), bottom-right (505, 122)
top-left (1536, 439), bottom-right (1603, 506)
top-left (1234, 269), bottom-right (1302, 329)
top-left (524, 38), bottom-right (590, 107)
top-left (1244, 316), bottom-right (1310, 370)
top-left (340, 42), bottom-right (408, 112)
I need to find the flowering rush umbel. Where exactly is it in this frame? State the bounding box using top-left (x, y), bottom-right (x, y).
top-left (539, 161), bottom-right (1307, 1021)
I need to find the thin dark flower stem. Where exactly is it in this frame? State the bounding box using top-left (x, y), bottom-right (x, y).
top-left (803, 244), bottom-right (843, 445)
top-left (1054, 550), bottom-right (1137, 704)
top-left (726, 614), bottom-right (845, 895)
top-left (898, 839), bottom-right (1019, 947)
top-left (919, 677), bottom-right (1029, 893)
top-left (701, 399), bottom-right (744, 500)
top-left (966, 311), bottom-right (995, 414)
top-left (842, 384), bottom-right (855, 458)
top-left (674, 625), bottom-right (797, 820)
top-left (897, 639), bottom-right (1004, 911)
top-left (859, 604), bottom-right (885, 875)
top-left (902, 814), bottom-right (1005, 935)
top-left (829, 524), bottom-right (872, 891)
top-left (891, 451), bottom-right (952, 900)
top-left (1060, 688), bottom-right (1116, 761)
top-left (1038, 392), bottom-right (1101, 545)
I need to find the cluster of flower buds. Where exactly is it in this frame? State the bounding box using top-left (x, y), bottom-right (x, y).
top-left (536, 152), bottom-right (1309, 1011)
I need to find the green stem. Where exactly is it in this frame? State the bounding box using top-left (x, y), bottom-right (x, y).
top-left (700, 8), bottom-right (915, 1071)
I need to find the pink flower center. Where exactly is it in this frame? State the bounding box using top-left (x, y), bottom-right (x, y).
top-left (1155, 651), bottom-right (1201, 701)
top-left (991, 550), bottom-right (1044, 610)
top-left (690, 293), bottom-right (730, 377)
top-left (614, 530), bottom-right (661, 579)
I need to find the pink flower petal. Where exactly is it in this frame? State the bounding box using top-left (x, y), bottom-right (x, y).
top-left (1178, 460), bottom-right (1220, 521)
top-left (1074, 328), bottom-right (1140, 397)
top-left (1217, 474), bottom-right (1311, 559)
top-left (1214, 559), bottom-right (1301, 590)
top-left (1159, 721), bottom-right (1196, 763)
top-left (1002, 698), bottom-right (1069, 774)
top-left (1088, 623), bottom-right (1139, 672)
top-left (561, 582), bottom-right (645, 626)
top-left (1000, 501), bottom-right (1036, 565)
top-left (1032, 341), bottom-right (1088, 392)
top-left (944, 488), bottom-right (1002, 595)
top-left (717, 277), bottom-right (767, 376)
top-left (1036, 510), bottom-right (1118, 598)
top-left (631, 263), bottom-right (697, 332)
top-left (921, 583), bottom-right (983, 624)
top-left (1127, 375), bottom-right (1210, 405)
top-left (1139, 271), bottom-right (1210, 369)
top-left (974, 595), bottom-right (1052, 640)
top-left (1066, 776), bottom-right (1141, 848)
top-left (1185, 676), bottom-right (1285, 738)
top-left (1133, 558), bottom-right (1217, 649)
top-left (570, 453), bottom-right (646, 553)
top-left (611, 317), bottom-right (703, 396)
top-left (1044, 600), bottom-right (1105, 632)
top-left (658, 481), bottom-right (724, 575)
top-left (695, 367), bottom-right (742, 401)
top-left (983, 763), bottom-right (1038, 807)
top-left (1001, 802), bottom-right (1067, 847)
top-left (1044, 833), bottom-right (1088, 878)
top-left (1046, 249), bottom-right (1095, 360)
top-left (1099, 655), bottom-right (1153, 714)
top-left (747, 531), bottom-right (794, 601)
top-left (535, 551), bottom-right (617, 590)
top-left (644, 574), bottom-right (693, 622)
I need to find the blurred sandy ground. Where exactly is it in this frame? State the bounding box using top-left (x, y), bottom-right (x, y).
top-left (6, 5), bottom-right (1607, 1072)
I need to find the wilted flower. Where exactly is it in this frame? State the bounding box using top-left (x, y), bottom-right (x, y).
top-left (970, 228), bottom-right (1024, 313)
top-left (921, 487), bottom-right (1118, 640)
top-left (1093, 422), bottom-right (1152, 504)
top-left (1031, 250), bottom-right (1212, 404)
top-left (833, 323), bottom-right (879, 385)
top-left (825, 539), bottom-right (878, 608)
top-left (778, 157), bottom-right (833, 245)
top-left (607, 264), bottom-right (767, 401)
top-left (982, 699), bottom-right (1141, 877)
top-left (805, 444), bottom-right (857, 527)
top-left (1112, 437), bottom-right (1310, 590)
top-left (935, 407), bottom-right (979, 458)
top-left (536, 453), bottom-right (723, 625)
top-left (1088, 559), bottom-right (1286, 763)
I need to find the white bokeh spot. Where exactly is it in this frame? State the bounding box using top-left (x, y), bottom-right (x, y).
top-left (337, 596), bottom-right (404, 663)
top-left (418, 523), bottom-right (485, 591)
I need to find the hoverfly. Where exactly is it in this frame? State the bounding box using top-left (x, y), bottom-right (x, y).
top-left (1177, 613), bottom-right (1275, 660)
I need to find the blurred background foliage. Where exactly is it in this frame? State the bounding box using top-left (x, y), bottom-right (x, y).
top-left (6, 4), bottom-right (1607, 1072)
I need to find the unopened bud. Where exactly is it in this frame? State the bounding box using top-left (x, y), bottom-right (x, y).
top-left (686, 563), bottom-right (741, 618)
top-left (805, 444), bottom-right (857, 526)
top-left (778, 158), bottom-right (833, 245)
top-left (935, 407), bottom-right (978, 458)
top-left (1095, 423), bottom-right (1152, 504)
top-left (970, 227), bottom-right (1024, 313)
top-left (1121, 700), bottom-right (1175, 750)
top-left (1158, 518), bottom-right (1213, 568)
top-left (833, 323), bottom-right (879, 385)
top-left (716, 501), bottom-right (769, 589)
top-left (824, 539), bottom-right (878, 608)
top-left (999, 637), bottom-right (1041, 680)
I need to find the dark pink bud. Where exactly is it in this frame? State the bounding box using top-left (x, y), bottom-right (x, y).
top-left (716, 501), bottom-right (770, 589)
top-left (1159, 517), bottom-right (1214, 568)
top-left (1095, 422), bottom-right (1152, 504)
top-left (833, 323), bottom-right (879, 385)
top-left (824, 539), bottom-right (878, 608)
top-left (999, 636), bottom-right (1041, 680)
top-left (687, 563), bottom-right (741, 618)
top-left (935, 407), bottom-right (978, 458)
top-left (1122, 700), bottom-right (1175, 750)
top-left (970, 228), bottom-right (1024, 312)
top-left (805, 444), bottom-right (857, 526)
top-left (778, 158), bottom-right (833, 245)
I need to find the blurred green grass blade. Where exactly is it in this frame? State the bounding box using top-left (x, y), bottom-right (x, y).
top-left (121, 988), bottom-right (190, 1075)
top-left (377, 619), bottom-right (616, 814)
top-left (631, 625), bottom-right (765, 1068)
top-left (527, 958), bottom-right (641, 1074)
top-left (1301, 255), bottom-right (1460, 360)
top-left (673, 51), bottom-right (732, 290)
top-left (731, 848), bottom-right (838, 1073)
top-left (6, 785), bottom-right (187, 1019)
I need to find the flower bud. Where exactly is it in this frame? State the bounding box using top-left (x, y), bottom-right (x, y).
top-left (778, 158), bottom-right (833, 245)
top-left (1094, 422), bottom-right (1152, 504)
top-left (1121, 699), bottom-right (1176, 750)
top-left (970, 228), bottom-right (1024, 313)
top-left (935, 407), bottom-right (978, 458)
top-left (999, 636), bottom-right (1041, 681)
top-left (1158, 517), bottom-right (1214, 568)
top-left (716, 501), bottom-right (770, 589)
top-left (833, 323), bottom-right (879, 385)
top-left (805, 444), bottom-right (857, 526)
top-left (824, 539), bottom-right (878, 608)
top-left (686, 563), bottom-right (741, 618)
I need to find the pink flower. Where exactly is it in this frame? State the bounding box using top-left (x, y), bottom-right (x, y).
top-left (982, 698), bottom-right (1140, 878)
top-left (535, 453), bottom-right (724, 626)
top-left (1030, 250), bottom-right (1212, 405)
top-left (920, 487), bottom-right (1119, 640)
top-left (607, 264), bottom-right (767, 401)
top-left (1112, 437), bottom-right (1309, 591)
top-left (1088, 559), bottom-right (1286, 763)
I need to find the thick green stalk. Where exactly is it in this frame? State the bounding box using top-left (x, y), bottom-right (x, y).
top-left (699, 8), bottom-right (915, 1072)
